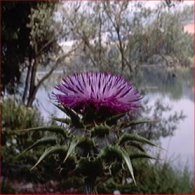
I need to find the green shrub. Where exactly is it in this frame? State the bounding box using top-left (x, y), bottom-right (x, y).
top-left (2, 98), bottom-right (44, 130)
top-left (2, 98), bottom-right (45, 188)
top-left (2, 98), bottom-right (45, 155)
top-left (97, 160), bottom-right (194, 194)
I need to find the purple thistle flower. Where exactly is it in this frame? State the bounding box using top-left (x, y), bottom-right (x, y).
top-left (53, 72), bottom-right (142, 117)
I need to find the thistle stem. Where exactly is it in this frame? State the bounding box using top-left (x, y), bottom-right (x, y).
top-left (84, 177), bottom-right (97, 194)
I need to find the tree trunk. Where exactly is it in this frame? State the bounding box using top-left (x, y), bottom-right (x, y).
top-left (22, 56), bottom-right (32, 104)
top-left (27, 57), bottom-right (38, 107)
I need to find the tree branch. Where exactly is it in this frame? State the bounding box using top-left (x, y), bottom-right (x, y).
top-left (26, 43), bottom-right (80, 107)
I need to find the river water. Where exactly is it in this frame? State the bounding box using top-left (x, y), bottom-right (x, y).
top-left (35, 67), bottom-right (194, 171)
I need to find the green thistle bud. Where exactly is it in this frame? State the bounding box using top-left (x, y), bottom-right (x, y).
top-left (91, 124), bottom-right (110, 138)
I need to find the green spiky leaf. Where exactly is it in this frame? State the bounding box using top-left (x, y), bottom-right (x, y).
top-left (119, 133), bottom-right (158, 147)
top-left (119, 148), bottom-right (136, 185)
top-left (128, 142), bottom-right (146, 152)
top-left (100, 146), bottom-right (136, 185)
top-left (130, 153), bottom-right (156, 160)
top-left (16, 137), bottom-right (57, 159)
top-left (31, 145), bottom-right (67, 170)
top-left (99, 146), bottom-right (122, 162)
top-left (122, 120), bottom-right (159, 128)
top-left (63, 139), bottom-right (79, 162)
top-left (13, 126), bottom-right (67, 138)
top-left (54, 104), bottom-right (83, 127)
top-left (52, 117), bottom-right (71, 125)
top-left (105, 113), bottom-right (125, 125)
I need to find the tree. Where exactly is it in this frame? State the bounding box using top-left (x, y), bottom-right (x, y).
top-left (2, 2), bottom-right (78, 106)
top-left (2, 2), bottom-right (37, 94)
top-left (58, 1), bottom-right (192, 77)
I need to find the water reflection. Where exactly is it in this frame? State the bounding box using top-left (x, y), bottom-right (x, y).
top-left (147, 94), bottom-right (194, 171)
top-left (136, 67), bottom-right (194, 101)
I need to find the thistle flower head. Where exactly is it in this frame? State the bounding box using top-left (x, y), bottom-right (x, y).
top-left (53, 72), bottom-right (142, 119)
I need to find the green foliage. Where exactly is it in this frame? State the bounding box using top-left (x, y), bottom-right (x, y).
top-left (2, 99), bottom-right (44, 166)
top-left (16, 137), bottom-right (57, 160)
top-left (92, 124), bottom-right (110, 137)
top-left (119, 148), bottom-right (136, 185)
top-left (61, 2), bottom-right (193, 77)
top-left (137, 160), bottom-right (195, 194)
top-left (63, 139), bottom-right (79, 163)
top-left (2, 98), bottom-right (48, 192)
top-left (126, 6), bottom-right (194, 69)
top-left (15, 126), bottom-right (67, 138)
top-left (119, 133), bottom-right (159, 147)
top-left (146, 11), bottom-right (193, 66)
top-left (54, 104), bottom-right (83, 127)
top-left (2, 98), bottom-right (44, 130)
top-left (97, 160), bottom-right (194, 194)
top-left (28, 3), bottom-right (56, 50)
top-left (2, 2), bottom-right (60, 106)
top-left (31, 145), bottom-right (67, 170)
